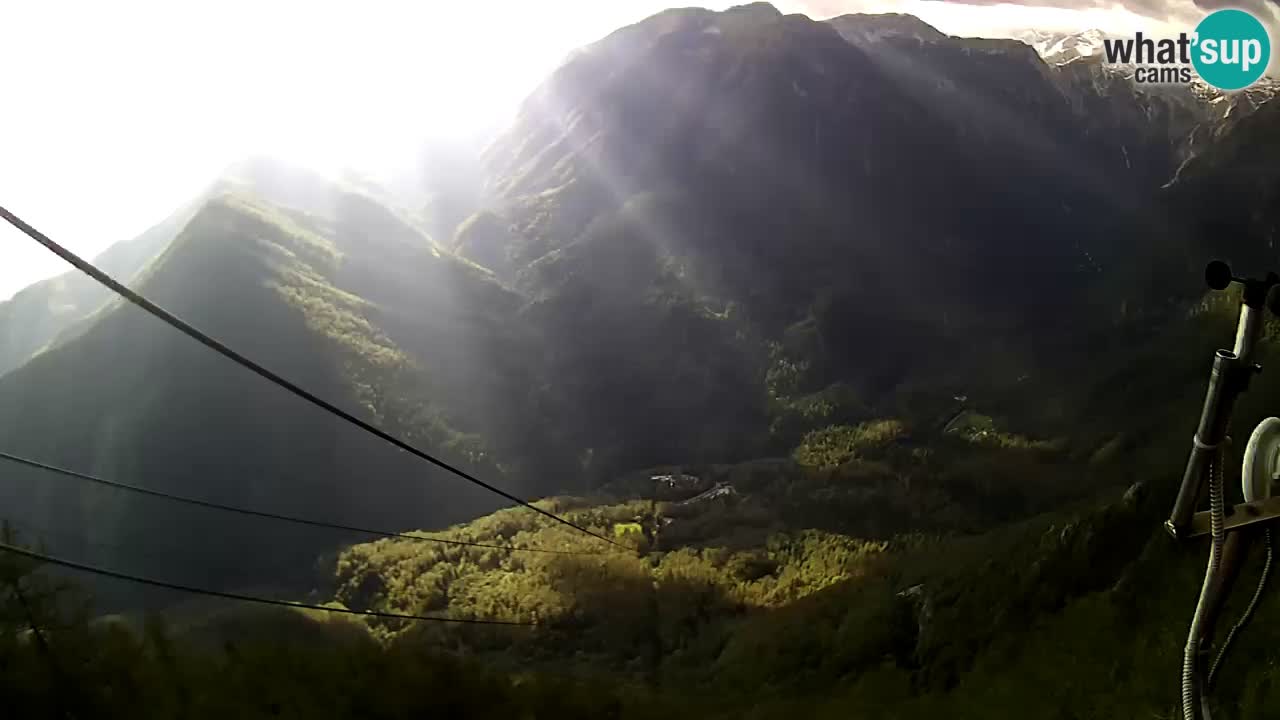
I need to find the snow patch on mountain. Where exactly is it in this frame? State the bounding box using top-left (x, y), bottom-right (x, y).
top-left (1013, 29), bottom-right (1111, 66)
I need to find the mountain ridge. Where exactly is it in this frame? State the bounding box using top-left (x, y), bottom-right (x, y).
top-left (0, 185), bottom-right (533, 598)
top-left (4, 4), bottom-right (1280, 716)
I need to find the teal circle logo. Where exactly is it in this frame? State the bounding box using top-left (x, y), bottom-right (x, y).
top-left (1192, 9), bottom-right (1271, 91)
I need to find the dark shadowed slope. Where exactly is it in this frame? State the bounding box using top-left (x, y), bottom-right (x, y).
top-left (0, 182), bottom-right (554, 596)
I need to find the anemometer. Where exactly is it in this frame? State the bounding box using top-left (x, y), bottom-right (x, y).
top-left (1167, 261), bottom-right (1280, 720)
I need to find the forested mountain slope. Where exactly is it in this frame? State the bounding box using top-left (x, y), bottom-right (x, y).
top-left (463, 4), bottom-right (1239, 471)
top-left (0, 184), bottom-right (552, 592)
top-left (1, 1), bottom-right (1272, 596)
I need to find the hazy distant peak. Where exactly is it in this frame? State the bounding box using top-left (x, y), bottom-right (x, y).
top-left (600, 2), bottom-right (781, 34)
top-left (824, 13), bottom-right (949, 46)
top-left (823, 13), bottom-right (1045, 68)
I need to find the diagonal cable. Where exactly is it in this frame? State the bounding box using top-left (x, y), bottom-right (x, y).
top-left (0, 451), bottom-right (602, 556)
top-left (0, 541), bottom-right (535, 627)
top-left (0, 205), bottom-right (625, 550)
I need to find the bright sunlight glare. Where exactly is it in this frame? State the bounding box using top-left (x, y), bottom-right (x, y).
top-left (0, 0), bottom-right (1198, 301)
top-left (0, 0), bottom-right (743, 300)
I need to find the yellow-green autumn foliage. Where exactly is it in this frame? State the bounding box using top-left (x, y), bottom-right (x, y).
top-left (331, 498), bottom-right (888, 647)
top-left (943, 412), bottom-right (1061, 451)
top-left (792, 420), bottom-right (906, 469)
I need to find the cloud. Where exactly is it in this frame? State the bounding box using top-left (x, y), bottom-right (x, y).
top-left (1195, 0), bottom-right (1279, 12)
top-left (920, 0), bottom-right (1277, 16)
top-left (942, 0), bottom-right (1174, 13)
top-left (1192, 0), bottom-right (1280, 50)
top-left (784, 0), bottom-right (900, 17)
top-left (797, 0), bottom-right (1277, 26)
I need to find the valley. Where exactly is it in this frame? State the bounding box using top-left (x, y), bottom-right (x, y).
top-left (2, 4), bottom-right (1279, 718)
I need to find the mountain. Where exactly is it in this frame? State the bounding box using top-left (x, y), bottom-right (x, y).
top-left (0, 167), bottom-right (576, 595)
top-left (469, 5), bottom-right (1222, 455)
top-left (1008, 26), bottom-right (1278, 130)
top-left (0, 152), bottom-right (486, 382)
top-left (0, 205), bottom-right (194, 378)
top-left (1013, 28), bottom-right (1110, 66)
top-left (321, 90), bottom-right (1280, 714)
top-left (835, 15), bottom-right (1211, 198)
top-left (1163, 97), bottom-right (1280, 273)
top-left (380, 7), bottom-right (1280, 717)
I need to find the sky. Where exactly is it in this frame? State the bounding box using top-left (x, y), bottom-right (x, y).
top-left (0, 0), bottom-right (1271, 301)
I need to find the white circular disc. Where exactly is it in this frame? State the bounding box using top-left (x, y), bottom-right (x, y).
top-left (1242, 417), bottom-right (1280, 502)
